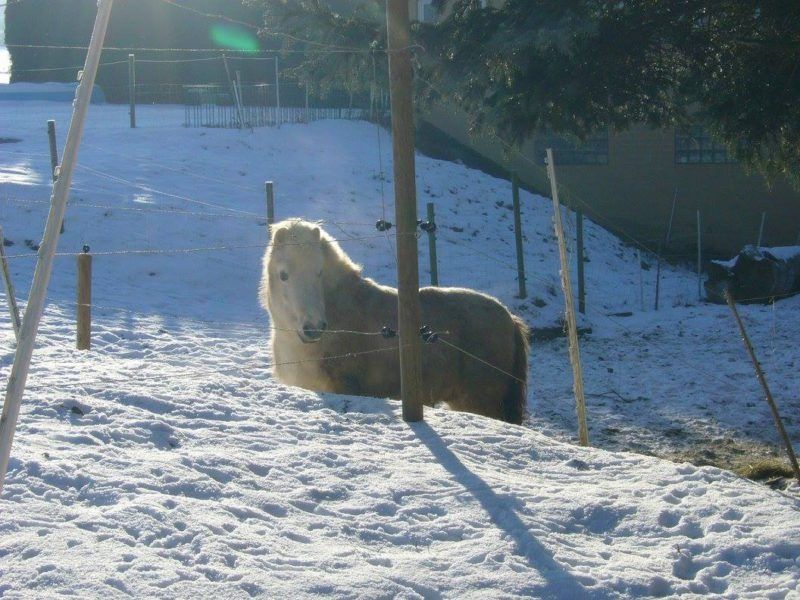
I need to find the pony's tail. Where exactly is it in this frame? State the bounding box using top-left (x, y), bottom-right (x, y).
top-left (502, 315), bottom-right (530, 425)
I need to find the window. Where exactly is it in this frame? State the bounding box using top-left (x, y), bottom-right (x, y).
top-left (675, 126), bottom-right (737, 164)
top-left (417, 0), bottom-right (439, 23)
top-left (534, 131), bottom-right (609, 165)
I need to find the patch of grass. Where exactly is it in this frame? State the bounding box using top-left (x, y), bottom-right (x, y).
top-left (734, 459), bottom-right (794, 481)
top-left (662, 440), bottom-right (794, 484)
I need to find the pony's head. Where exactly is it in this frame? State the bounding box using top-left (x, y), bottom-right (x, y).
top-left (263, 220), bottom-right (328, 343)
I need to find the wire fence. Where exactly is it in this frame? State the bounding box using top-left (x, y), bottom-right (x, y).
top-left (1, 126), bottom-right (797, 472)
top-left (3, 184), bottom-right (790, 380)
top-left (2, 212), bottom-right (792, 437)
top-left (4, 47), bottom-right (388, 131)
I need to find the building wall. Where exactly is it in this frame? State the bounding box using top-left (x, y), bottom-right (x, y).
top-left (423, 105), bottom-right (800, 256)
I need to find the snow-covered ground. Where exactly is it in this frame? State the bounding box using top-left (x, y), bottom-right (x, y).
top-left (0, 100), bottom-right (798, 597)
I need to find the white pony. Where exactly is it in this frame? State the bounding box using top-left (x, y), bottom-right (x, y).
top-left (260, 219), bottom-right (530, 423)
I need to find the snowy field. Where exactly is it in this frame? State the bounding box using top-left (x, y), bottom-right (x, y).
top-left (0, 100), bottom-right (798, 597)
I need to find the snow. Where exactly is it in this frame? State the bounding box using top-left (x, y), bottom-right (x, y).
top-left (760, 246), bottom-right (800, 261)
top-left (711, 245), bottom-right (800, 272)
top-left (0, 101), bottom-right (798, 597)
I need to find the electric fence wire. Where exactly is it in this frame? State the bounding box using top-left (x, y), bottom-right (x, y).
top-left (434, 230), bottom-right (790, 399)
top-left (370, 48), bottom-right (398, 269)
top-left (0, 53), bottom-right (792, 413)
top-left (1, 232), bottom-right (419, 260)
top-left (72, 300), bottom-right (387, 337)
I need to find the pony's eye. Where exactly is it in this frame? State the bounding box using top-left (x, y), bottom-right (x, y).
top-left (279, 271), bottom-right (289, 282)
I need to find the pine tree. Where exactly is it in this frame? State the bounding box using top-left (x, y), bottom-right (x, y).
top-left (4, 0), bottom-right (267, 96)
top-left (245, 0), bottom-right (388, 98)
top-left (419, 0), bottom-right (800, 183)
top-left (250, 0), bottom-right (800, 184)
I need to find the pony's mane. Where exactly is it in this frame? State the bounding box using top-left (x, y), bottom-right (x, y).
top-left (317, 225), bottom-right (363, 280)
top-left (264, 219), bottom-right (363, 298)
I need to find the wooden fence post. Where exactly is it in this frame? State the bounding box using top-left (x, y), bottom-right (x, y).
top-left (47, 120), bottom-right (64, 233)
top-left (128, 53), bottom-right (136, 128)
top-left (546, 149), bottom-right (589, 446)
top-left (426, 202), bottom-right (438, 286)
top-left (0, 0), bottom-right (115, 495)
top-left (725, 288), bottom-right (800, 484)
top-left (0, 227), bottom-right (21, 342)
top-left (511, 172), bottom-right (527, 299)
top-left (387, 0), bottom-right (424, 422)
top-left (77, 247), bottom-right (92, 350)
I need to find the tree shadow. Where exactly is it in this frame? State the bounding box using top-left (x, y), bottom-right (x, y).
top-left (411, 421), bottom-right (608, 599)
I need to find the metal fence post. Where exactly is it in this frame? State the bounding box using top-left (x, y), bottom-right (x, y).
top-left (426, 202), bottom-right (438, 286)
top-left (128, 53), bottom-right (136, 128)
top-left (266, 181), bottom-right (275, 237)
top-left (511, 172), bottom-right (527, 299)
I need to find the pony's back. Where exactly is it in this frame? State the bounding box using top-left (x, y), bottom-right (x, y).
top-left (418, 286), bottom-right (530, 424)
top-left (502, 315), bottom-right (530, 424)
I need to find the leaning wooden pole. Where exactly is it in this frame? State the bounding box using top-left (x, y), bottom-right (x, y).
top-left (222, 54), bottom-right (244, 130)
top-left (546, 149), bottom-right (589, 446)
top-left (725, 289), bottom-right (800, 484)
top-left (654, 189), bottom-right (677, 311)
top-left (0, 227), bottom-right (21, 342)
top-left (757, 211), bottom-right (766, 247)
top-left (0, 0), bottom-right (115, 495)
top-left (386, 0), bottom-right (423, 422)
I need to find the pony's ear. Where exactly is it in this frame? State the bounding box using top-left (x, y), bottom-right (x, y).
top-left (311, 227), bottom-right (321, 242)
top-left (272, 227), bottom-right (287, 245)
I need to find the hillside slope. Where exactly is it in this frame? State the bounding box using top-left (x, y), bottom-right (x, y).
top-left (0, 102), bottom-right (798, 597)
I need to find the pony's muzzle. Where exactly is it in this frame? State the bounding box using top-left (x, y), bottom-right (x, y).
top-left (300, 320), bottom-right (327, 343)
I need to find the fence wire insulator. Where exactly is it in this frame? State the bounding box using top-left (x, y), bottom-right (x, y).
top-left (380, 326), bottom-right (396, 339)
top-left (375, 219), bottom-right (392, 232)
top-left (419, 325), bottom-right (438, 343)
top-left (419, 221), bottom-right (436, 233)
